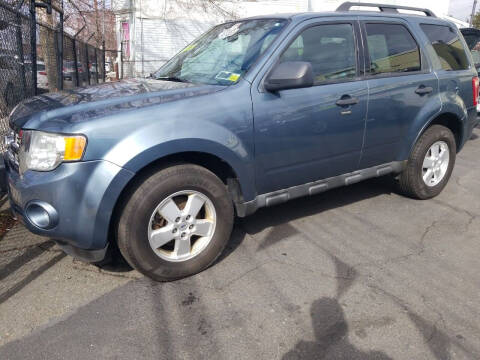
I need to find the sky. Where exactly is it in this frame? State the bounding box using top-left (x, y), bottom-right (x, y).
top-left (449, 0), bottom-right (476, 22)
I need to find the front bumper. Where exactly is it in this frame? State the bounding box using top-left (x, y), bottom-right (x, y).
top-left (5, 159), bottom-right (134, 262)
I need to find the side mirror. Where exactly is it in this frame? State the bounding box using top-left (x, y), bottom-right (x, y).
top-left (264, 61), bottom-right (314, 92)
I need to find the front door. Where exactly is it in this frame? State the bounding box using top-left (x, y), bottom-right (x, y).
top-left (252, 21), bottom-right (368, 194)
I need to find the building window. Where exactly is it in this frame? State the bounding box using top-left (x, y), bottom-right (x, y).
top-left (121, 21), bottom-right (130, 59)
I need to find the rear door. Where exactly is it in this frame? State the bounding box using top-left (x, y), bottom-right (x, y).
top-left (359, 20), bottom-right (439, 168)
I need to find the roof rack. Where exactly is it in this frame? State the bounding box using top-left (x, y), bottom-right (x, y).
top-left (336, 2), bottom-right (436, 18)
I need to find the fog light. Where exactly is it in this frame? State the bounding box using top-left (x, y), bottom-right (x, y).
top-left (25, 201), bottom-right (58, 229)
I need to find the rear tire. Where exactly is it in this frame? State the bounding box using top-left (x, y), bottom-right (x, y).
top-left (398, 125), bottom-right (456, 199)
top-left (117, 164), bottom-right (234, 281)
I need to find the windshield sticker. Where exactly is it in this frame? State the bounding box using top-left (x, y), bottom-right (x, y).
top-left (219, 23), bottom-right (242, 40)
top-left (215, 71), bottom-right (241, 82)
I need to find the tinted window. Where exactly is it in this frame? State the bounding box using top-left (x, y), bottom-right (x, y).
top-left (421, 24), bottom-right (469, 70)
top-left (365, 23), bottom-right (421, 75)
top-left (279, 24), bottom-right (357, 83)
top-left (462, 33), bottom-right (480, 66)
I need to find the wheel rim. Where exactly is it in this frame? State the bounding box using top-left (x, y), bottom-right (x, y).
top-left (147, 190), bottom-right (216, 262)
top-left (422, 140), bottom-right (450, 187)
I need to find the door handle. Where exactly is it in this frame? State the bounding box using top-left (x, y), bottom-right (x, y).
top-left (336, 96), bottom-right (359, 107)
top-left (415, 86), bottom-right (433, 95)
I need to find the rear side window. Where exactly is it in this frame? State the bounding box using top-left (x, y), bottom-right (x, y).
top-left (279, 23), bottom-right (357, 83)
top-left (365, 23), bottom-right (421, 75)
top-left (420, 24), bottom-right (469, 71)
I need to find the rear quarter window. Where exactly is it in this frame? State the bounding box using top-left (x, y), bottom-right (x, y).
top-left (420, 24), bottom-right (469, 71)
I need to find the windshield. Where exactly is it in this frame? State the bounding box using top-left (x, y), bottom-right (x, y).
top-left (153, 19), bottom-right (287, 85)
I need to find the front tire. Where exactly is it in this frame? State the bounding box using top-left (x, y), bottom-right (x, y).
top-left (398, 125), bottom-right (456, 199)
top-left (117, 164), bottom-right (234, 281)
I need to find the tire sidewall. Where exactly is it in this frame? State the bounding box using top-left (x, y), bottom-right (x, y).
top-left (412, 126), bottom-right (456, 199)
top-left (119, 165), bottom-right (233, 281)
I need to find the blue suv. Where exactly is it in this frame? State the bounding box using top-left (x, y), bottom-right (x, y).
top-left (2, 2), bottom-right (479, 281)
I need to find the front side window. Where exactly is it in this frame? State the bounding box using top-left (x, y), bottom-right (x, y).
top-left (365, 23), bottom-right (421, 75)
top-left (153, 19), bottom-right (287, 85)
top-left (279, 23), bottom-right (357, 83)
top-left (420, 24), bottom-right (469, 71)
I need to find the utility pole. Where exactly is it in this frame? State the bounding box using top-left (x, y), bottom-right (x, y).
top-left (470, 0), bottom-right (478, 27)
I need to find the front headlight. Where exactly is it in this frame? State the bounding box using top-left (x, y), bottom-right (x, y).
top-left (19, 130), bottom-right (87, 173)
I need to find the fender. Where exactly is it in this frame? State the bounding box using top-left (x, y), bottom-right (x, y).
top-left (119, 137), bottom-right (256, 201)
top-left (68, 80), bottom-right (257, 201)
top-left (90, 135), bottom-right (256, 250)
top-left (436, 91), bottom-right (471, 150)
top-left (399, 90), bottom-right (467, 160)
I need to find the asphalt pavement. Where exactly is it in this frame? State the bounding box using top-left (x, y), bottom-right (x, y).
top-left (0, 127), bottom-right (479, 360)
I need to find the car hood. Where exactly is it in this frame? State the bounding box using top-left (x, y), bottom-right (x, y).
top-left (9, 78), bottom-right (225, 131)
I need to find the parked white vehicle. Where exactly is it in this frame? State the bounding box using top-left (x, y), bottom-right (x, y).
top-left (36, 61), bottom-right (48, 90)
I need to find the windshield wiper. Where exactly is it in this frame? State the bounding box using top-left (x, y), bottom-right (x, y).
top-left (155, 76), bottom-right (187, 83)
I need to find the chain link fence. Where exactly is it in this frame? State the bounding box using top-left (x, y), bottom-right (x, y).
top-left (0, 0), bottom-right (33, 138)
top-left (0, 0), bottom-right (120, 149)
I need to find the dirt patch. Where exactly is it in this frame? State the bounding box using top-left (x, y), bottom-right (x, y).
top-left (0, 210), bottom-right (16, 239)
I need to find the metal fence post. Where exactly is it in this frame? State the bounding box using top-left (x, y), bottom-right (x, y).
top-left (120, 41), bottom-right (123, 79)
top-left (72, 25), bottom-right (85, 87)
top-left (29, 0), bottom-right (37, 96)
top-left (103, 40), bottom-right (106, 82)
top-left (85, 45), bottom-right (90, 85)
top-left (94, 47), bottom-right (99, 83)
top-left (57, 10), bottom-right (64, 90)
top-left (15, 8), bottom-right (27, 99)
top-left (72, 38), bottom-right (79, 86)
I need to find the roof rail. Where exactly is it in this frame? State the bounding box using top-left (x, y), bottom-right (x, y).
top-left (336, 2), bottom-right (436, 17)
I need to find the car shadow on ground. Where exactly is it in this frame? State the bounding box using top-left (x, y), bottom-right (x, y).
top-left (239, 176), bottom-right (397, 251)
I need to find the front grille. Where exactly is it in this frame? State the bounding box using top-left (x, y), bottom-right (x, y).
top-left (4, 129), bottom-right (20, 172)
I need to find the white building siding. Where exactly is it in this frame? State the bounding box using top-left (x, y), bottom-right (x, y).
top-left (113, 0), bottom-right (457, 78)
top-left (134, 18), bottom-right (215, 75)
